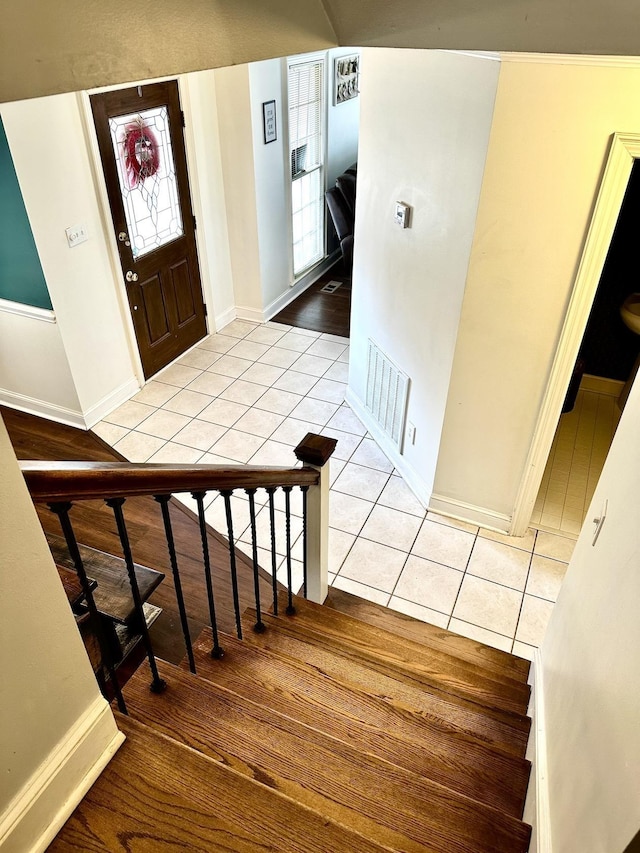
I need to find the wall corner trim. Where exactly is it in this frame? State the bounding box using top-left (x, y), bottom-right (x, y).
top-left (82, 376), bottom-right (140, 429)
top-left (0, 695), bottom-right (125, 853)
top-left (531, 648), bottom-right (553, 853)
top-left (428, 493), bottom-right (512, 533)
top-left (214, 306), bottom-right (237, 333)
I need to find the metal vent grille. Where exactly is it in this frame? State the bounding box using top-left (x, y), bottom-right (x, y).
top-left (365, 340), bottom-right (410, 451)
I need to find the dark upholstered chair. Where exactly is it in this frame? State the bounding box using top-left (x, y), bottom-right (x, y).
top-left (326, 165), bottom-right (357, 272)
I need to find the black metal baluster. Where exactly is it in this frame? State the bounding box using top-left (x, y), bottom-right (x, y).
top-left (106, 498), bottom-right (167, 693)
top-left (283, 486), bottom-right (295, 615)
top-left (221, 490), bottom-right (242, 639)
top-left (266, 487), bottom-right (278, 616)
top-left (154, 495), bottom-right (196, 674)
top-left (49, 501), bottom-right (128, 713)
top-left (246, 489), bottom-right (265, 633)
top-left (192, 491), bottom-right (224, 659)
top-left (301, 485), bottom-right (309, 599)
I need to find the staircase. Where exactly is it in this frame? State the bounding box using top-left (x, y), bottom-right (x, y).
top-left (50, 590), bottom-right (532, 852)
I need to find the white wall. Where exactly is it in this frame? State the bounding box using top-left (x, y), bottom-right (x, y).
top-left (348, 48), bottom-right (500, 505)
top-left (434, 58), bottom-right (640, 527)
top-left (325, 47), bottom-right (360, 186)
top-left (539, 372), bottom-right (640, 853)
top-left (0, 417), bottom-right (123, 850)
top-left (1, 95), bottom-right (139, 426)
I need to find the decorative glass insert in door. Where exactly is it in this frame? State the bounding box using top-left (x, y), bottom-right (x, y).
top-left (109, 106), bottom-right (183, 259)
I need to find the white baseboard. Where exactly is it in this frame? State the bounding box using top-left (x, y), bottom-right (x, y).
top-left (83, 377), bottom-right (140, 429)
top-left (235, 305), bottom-right (266, 324)
top-left (580, 374), bottom-right (625, 397)
top-left (264, 252), bottom-right (341, 322)
top-left (214, 306), bottom-right (237, 332)
top-left (0, 389), bottom-right (85, 429)
top-left (428, 494), bottom-right (512, 534)
top-left (522, 649), bottom-right (552, 853)
top-left (0, 696), bottom-right (125, 853)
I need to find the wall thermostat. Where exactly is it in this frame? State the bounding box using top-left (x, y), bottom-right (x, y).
top-left (394, 202), bottom-right (411, 229)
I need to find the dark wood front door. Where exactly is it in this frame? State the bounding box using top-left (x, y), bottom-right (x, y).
top-left (91, 81), bottom-right (207, 379)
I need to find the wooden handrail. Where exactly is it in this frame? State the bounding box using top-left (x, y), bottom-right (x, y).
top-left (19, 461), bottom-right (320, 503)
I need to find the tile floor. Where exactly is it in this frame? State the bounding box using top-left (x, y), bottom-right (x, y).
top-left (532, 388), bottom-right (620, 536)
top-left (96, 318), bottom-right (577, 661)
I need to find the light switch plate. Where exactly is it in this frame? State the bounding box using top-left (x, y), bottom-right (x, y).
top-left (394, 202), bottom-right (411, 229)
top-left (65, 224), bottom-right (88, 248)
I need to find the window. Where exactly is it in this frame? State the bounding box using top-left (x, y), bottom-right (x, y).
top-left (288, 57), bottom-right (325, 278)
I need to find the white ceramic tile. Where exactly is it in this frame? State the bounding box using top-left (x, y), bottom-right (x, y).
top-left (206, 354), bottom-right (254, 378)
top-left (467, 538), bottom-right (532, 592)
top-left (425, 512), bottom-right (479, 534)
top-left (220, 319), bottom-right (258, 338)
top-left (186, 372), bottom-right (235, 397)
top-left (337, 348), bottom-right (350, 364)
top-left (331, 575), bottom-right (390, 606)
top-left (276, 558), bottom-right (305, 596)
top-left (249, 440), bottom-right (299, 467)
top-left (307, 378), bottom-right (347, 404)
top-left (512, 641), bottom-right (536, 662)
top-left (198, 334), bottom-right (237, 354)
top-left (264, 321), bottom-right (292, 332)
top-left (227, 340), bottom-right (271, 362)
top-left (478, 526), bottom-right (536, 552)
top-left (378, 477), bottom-right (425, 517)
top-left (209, 429), bottom-right (265, 463)
top-left (238, 507), bottom-right (303, 558)
top-left (339, 538), bottom-right (408, 593)
top-left (245, 325), bottom-right (287, 346)
top-left (394, 555), bottom-right (463, 616)
top-left (104, 399), bottom-right (156, 429)
top-left (269, 487), bottom-right (304, 518)
top-left (305, 339), bottom-right (348, 359)
top-left (204, 494), bottom-right (252, 536)
top-left (320, 333), bottom-right (349, 345)
top-left (292, 326), bottom-right (321, 338)
top-left (163, 389), bottom-right (213, 417)
top-left (534, 531), bottom-right (576, 562)
top-left (270, 417), bottom-right (314, 447)
top-left (131, 381), bottom-right (179, 408)
top-left (114, 431), bottom-right (166, 462)
top-left (452, 575), bottom-right (523, 638)
top-left (525, 555), bottom-right (568, 602)
top-left (328, 527), bottom-right (356, 573)
top-left (277, 331), bottom-right (315, 353)
top-left (198, 399), bottom-right (248, 427)
top-left (92, 421), bottom-right (129, 445)
top-left (273, 370), bottom-right (319, 395)
top-left (515, 595), bottom-right (554, 646)
top-left (412, 519), bottom-right (475, 571)
top-left (349, 438), bottom-right (393, 473)
top-left (448, 618), bottom-right (513, 652)
top-left (219, 379), bottom-right (267, 407)
top-left (178, 347), bottom-right (220, 370)
top-left (328, 491), bottom-right (375, 536)
top-left (388, 596), bottom-right (449, 629)
top-left (320, 427), bottom-right (362, 461)
top-left (289, 397), bottom-right (339, 426)
top-left (156, 363), bottom-right (202, 388)
top-left (332, 462), bottom-right (389, 502)
top-left (326, 406), bottom-right (366, 436)
top-left (171, 419), bottom-right (227, 451)
top-left (290, 353), bottom-right (333, 377)
top-left (253, 387), bottom-right (303, 416)
top-left (233, 408), bottom-right (285, 439)
top-left (258, 347), bottom-right (302, 369)
top-left (147, 442), bottom-right (203, 464)
top-left (360, 504), bottom-right (421, 552)
top-left (136, 408), bottom-right (192, 439)
top-left (239, 362), bottom-right (286, 387)
top-left (324, 361), bottom-right (349, 382)
top-left (199, 452), bottom-right (242, 466)
top-left (329, 458), bottom-right (346, 485)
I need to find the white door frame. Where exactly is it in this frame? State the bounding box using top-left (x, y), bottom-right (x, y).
top-left (511, 132), bottom-right (640, 536)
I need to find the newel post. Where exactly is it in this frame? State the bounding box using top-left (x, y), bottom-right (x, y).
top-left (294, 433), bottom-right (337, 605)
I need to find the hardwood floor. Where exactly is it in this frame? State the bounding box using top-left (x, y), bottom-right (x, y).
top-left (272, 261), bottom-right (351, 337)
top-left (2, 406), bottom-right (273, 664)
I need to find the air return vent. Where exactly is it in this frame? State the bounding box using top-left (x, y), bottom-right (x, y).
top-left (365, 340), bottom-right (410, 452)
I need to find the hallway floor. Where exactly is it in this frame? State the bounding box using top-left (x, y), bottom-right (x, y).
top-left (96, 319), bottom-right (577, 661)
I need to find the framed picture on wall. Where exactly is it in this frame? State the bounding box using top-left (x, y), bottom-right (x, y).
top-left (262, 100), bottom-right (277, 144)
top-left (334, 54), bottom-right (360, 105)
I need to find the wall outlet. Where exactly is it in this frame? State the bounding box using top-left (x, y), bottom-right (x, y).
top-left (65, 224), bottom-right (88, 248)
top-left (407, 422), bottom-right (416, 444)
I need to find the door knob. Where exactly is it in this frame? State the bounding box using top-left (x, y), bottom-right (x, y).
top-left (125, 270), bottom-right (138, 282)
top-left (118, 231), bottom-right (131, 247)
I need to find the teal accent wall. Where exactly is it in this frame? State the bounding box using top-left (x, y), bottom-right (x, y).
top-left (0, 116), bottom-right (52, 310)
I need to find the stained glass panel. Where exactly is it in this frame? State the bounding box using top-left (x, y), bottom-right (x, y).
top-left (109, 106), bottom-right (183, 259)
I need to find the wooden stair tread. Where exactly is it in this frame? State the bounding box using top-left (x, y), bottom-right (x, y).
top-left (243, 611), bottom-right (529, 756)
top-left (270, 593), bottom-right (531, 718)
top-left (123, 659), bottom-right (530, 852)
top-left (51, 713), bottom-right (395, 853)
top-left (47, 532), bottom-right (164, 624)
top-left (55, 564), bottom-right (90, 606)
top-left (327, 586), bottom-right (531, 682)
